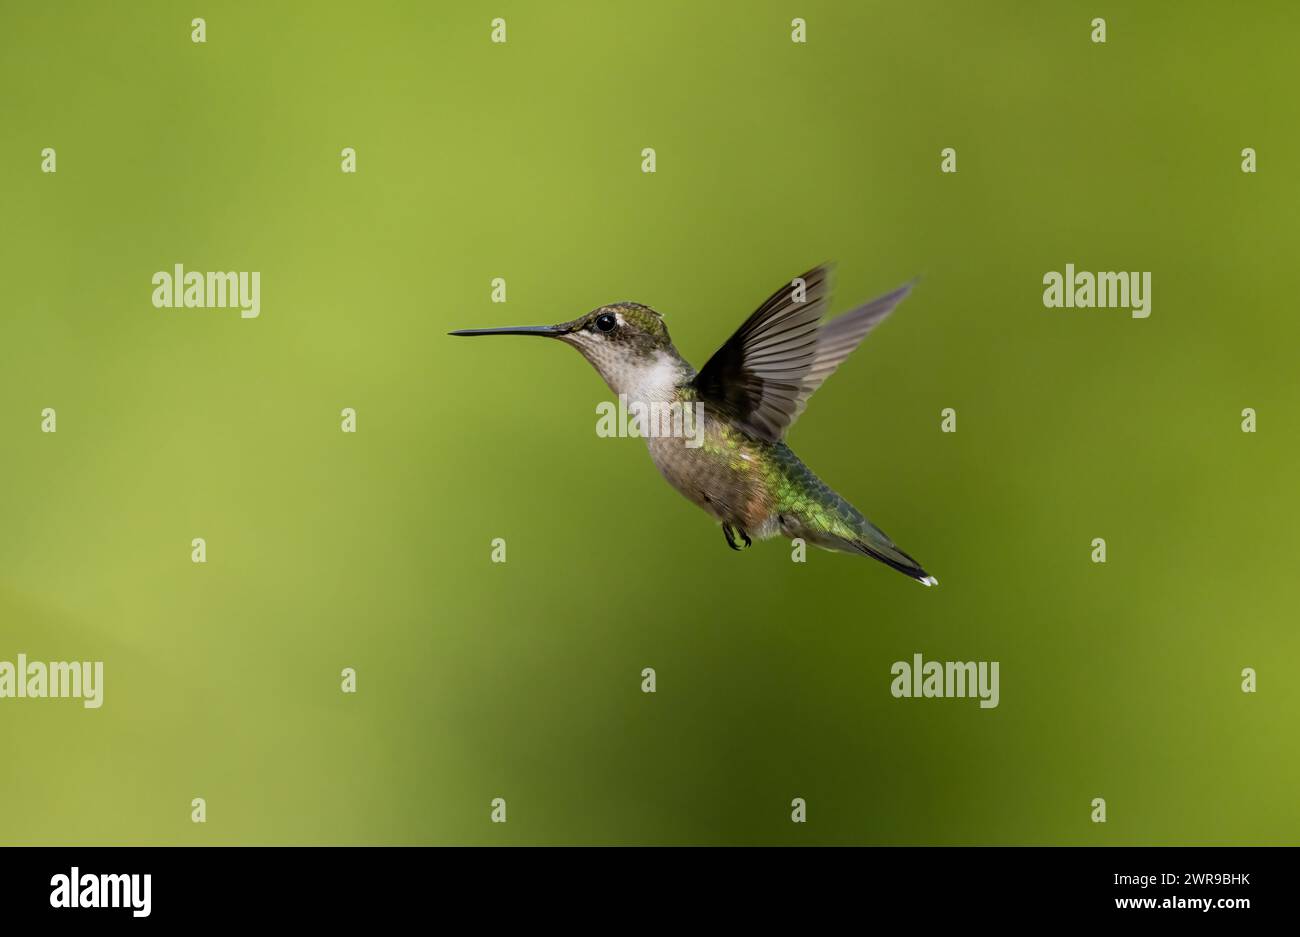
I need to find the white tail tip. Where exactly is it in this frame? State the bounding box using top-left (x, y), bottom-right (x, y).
top-left (920, 576), bottom-right (938, 587)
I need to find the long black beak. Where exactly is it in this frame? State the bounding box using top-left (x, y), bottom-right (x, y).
top-left (448, 325), bottom-right (567, 337)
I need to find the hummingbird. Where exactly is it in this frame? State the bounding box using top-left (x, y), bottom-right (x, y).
top-left (450, 264), bottom-right (936, 586)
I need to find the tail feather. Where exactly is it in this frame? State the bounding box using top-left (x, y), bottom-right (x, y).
top-left (792, 512), bottom-right (937, 586)
top-left (770, 444), bottom-right (935, 586)
top-left (848, 537), bottom-right (937, 587)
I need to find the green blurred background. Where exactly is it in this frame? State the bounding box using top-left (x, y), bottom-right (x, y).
top-left (2, 0), bottom-right (1297, 845)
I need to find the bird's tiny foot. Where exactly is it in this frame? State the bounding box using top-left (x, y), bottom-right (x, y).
top-left (722, 522), bottom-right (752, 551)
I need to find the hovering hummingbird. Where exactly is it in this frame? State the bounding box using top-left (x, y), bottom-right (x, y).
top-left (451, 264), bottom-right (936, 586)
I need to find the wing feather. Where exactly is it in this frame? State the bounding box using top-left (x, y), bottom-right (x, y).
top-left (691, 266), bottom-right (913, 441)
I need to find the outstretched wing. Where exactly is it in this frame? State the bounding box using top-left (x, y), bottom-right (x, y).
top-left (692, 264), bottom-right (913, 442)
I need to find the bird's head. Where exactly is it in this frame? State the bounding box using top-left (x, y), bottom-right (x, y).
top-left (451, 302), bottom-right (690, 398)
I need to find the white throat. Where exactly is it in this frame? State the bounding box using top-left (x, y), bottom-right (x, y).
top-left (615, 351), bottom-right (686, 401)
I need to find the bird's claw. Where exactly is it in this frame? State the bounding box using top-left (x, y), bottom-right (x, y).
top-left (722, 522), bottom-right (752, 551)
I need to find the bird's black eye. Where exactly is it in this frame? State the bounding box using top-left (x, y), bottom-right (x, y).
top-left (595, 313), bottom-right (617, 333)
